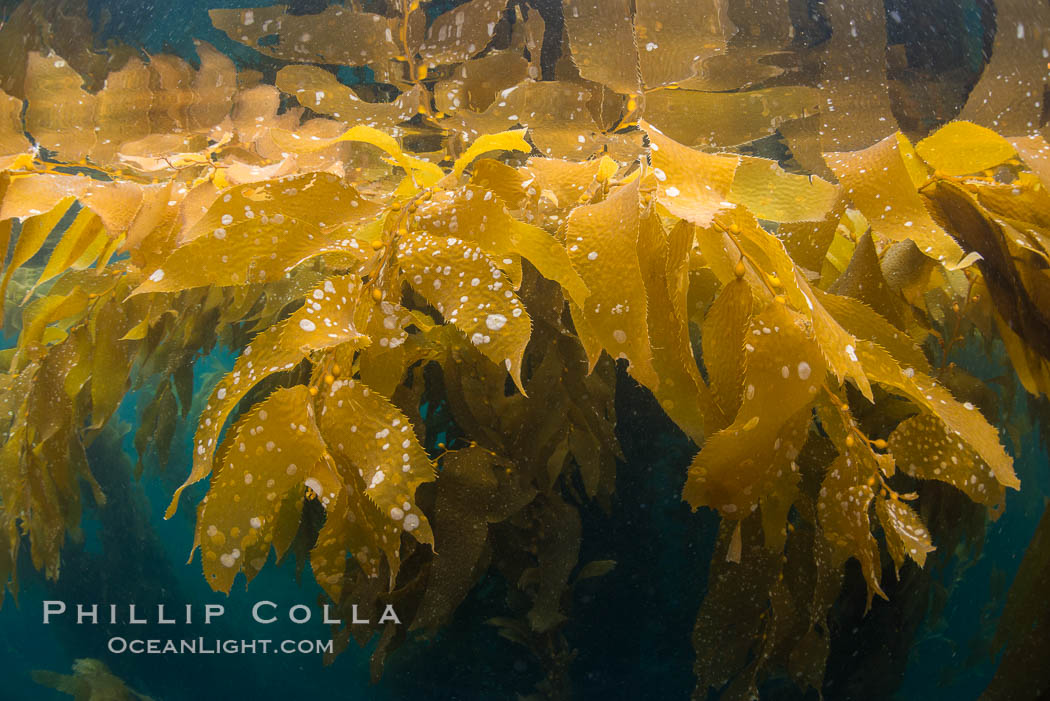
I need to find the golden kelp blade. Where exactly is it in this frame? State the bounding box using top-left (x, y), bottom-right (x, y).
top-left (187, 171), bottom-right (378, 240)
top-left (272, 123), bottom-right (445, 187)
top-left (728, 157), bottom-right (840, 224)
top-left (857, 341), bottom-right (1019, 490)
top-left (167, 275), bottom-right (366, 519)
top-left (816, 290), bottom-right (928, 375)
top-left (522, 157), bottom-right (604, 217)
top-left (638, 216), bottom-right (709, 442)
top-left (409, 184), bottom-right (589, 306)
top-left (825, 233), bottom-right (910, 332)
top-left (450, 129), bottom-right (530, 178)
top-left (915, 121), bottom-right (1016, 176)
top-left (134, 211), bottom-right (347, 290)
top-left (889, 413), bottom-right (1007, 512)
top-left (196, 386), bottom-right (329, 594)
top-left (826, 133), bottom-right (963, 264)
top-left (817, 452), bottom-right (886, 610)
top-left (684, 302), bottom-right (825, 516)
top-left (318, 378), bottom-right (436, 547)
top-left (29, 208), bottom-right (107, 297)
top-left (994, 311), bottom-right (1050, 397)
top-left (0, 197), bottom-right (76, 324)
top-left (777, 201), bottom-right (844, 273)
top-left (132, 173), bottom-right (378, 294)
top-left (144, 54), bottom-right (195, 132)
top-left (643, 121), bottom-right (737, 227)
top-left (700, 278), bottom-right (753, 432)
top-left (13, 290), bottom-right (88, 366)
top-left (309, 487), bottom-right (394, 599)
top-left (89, 285), bottom-right (142, 430)
top-left (521, 82), bottom-right (621, 160)
top-left (876, 497), bottom-right (936, 572)
top-left (397, 232), bottom-right (532, 394)
top-left (566, 179), bottom-right (658, 390)
top-left (926, 179), bottom-right (1050, 392)
top-left (718, 206), bottom-right (872, 398)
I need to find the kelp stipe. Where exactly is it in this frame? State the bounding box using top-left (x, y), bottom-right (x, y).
top-left (0, 0), bottom-right (1048, 697)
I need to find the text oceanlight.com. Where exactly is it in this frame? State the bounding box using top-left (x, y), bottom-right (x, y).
top-left (107, 638), bottom-right (335, 655)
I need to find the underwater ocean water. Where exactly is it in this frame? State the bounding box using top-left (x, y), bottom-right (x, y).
top-left (1, 0), bottom-right (1050, 698)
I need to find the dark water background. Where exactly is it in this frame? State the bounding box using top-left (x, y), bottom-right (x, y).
top-left (0, 1), bottom-right (1047, 699)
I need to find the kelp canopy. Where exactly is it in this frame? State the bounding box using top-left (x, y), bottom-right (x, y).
top-left (0, 0), bottom-right (1049, 697)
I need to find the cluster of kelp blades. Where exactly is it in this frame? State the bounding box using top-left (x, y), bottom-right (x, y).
top-left (1, 0), bottom-right (1049, 697)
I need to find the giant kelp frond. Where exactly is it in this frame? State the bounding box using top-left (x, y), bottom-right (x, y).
top-left (32, 658), bottom-right (155, 701)
top-left (0, 0), bottom-right (1048, 695)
